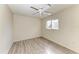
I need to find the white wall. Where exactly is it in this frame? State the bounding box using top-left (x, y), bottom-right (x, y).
top-left (0, 5), bottom-right (13, 53)
top-left (42, 5), bottom-right (79, 53)
top-left (13, 15), bottom-right (41, 41)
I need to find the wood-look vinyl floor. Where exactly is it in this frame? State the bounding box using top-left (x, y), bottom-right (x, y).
top-left (8, 37), bottom-right (76, 54)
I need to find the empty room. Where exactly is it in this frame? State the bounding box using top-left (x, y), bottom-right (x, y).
top-left (0, 4), bottom-right (79, 54)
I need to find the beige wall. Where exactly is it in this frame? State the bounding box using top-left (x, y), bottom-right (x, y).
top-left (13, 15), bottom-right (41, 41)
top-left (42, 5), bottom-right (79, 53)
top-left (0, 5), bottom-right (13, 53)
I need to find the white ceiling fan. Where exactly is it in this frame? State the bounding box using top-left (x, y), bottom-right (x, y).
top-left (30, 4), bottom-right (52, 16)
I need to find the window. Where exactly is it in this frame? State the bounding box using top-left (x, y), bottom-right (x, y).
top-left (46, 19), bottom-right (59, 30)
top-left (46, 20), bottom-right (52, 29)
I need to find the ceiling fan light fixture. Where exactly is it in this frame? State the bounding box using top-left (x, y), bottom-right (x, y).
top-left (30, 4), bottom-right (52, 16)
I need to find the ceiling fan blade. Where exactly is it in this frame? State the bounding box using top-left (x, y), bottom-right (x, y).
top-left (47, 4), bottom-right (52, 7)
top-left (44, 11), bottom-right (50, 13)
top-left (44, 11), bottom-right (52, 14)
top-left (30, 6), bottom-right (38, 10)
top-left (33, 12), bottom-right (39, 15)
top-left (43, 12), bottom-right (52, 15)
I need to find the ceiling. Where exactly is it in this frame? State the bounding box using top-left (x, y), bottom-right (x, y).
top-left (8, 4), bottom-right (73, 19)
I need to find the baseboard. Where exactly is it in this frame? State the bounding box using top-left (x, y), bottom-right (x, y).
top-left (13, 36), bottom-right (41, 42)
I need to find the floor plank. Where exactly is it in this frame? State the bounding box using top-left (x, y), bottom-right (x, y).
top-left (8, 37), bottom-right (76, 54)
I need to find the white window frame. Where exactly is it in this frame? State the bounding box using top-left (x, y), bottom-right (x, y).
top-left (46, 19), bottom-right (59, 30)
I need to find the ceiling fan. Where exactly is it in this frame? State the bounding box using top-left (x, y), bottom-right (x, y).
top-left (30, 4), bottom-right (52, 16)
